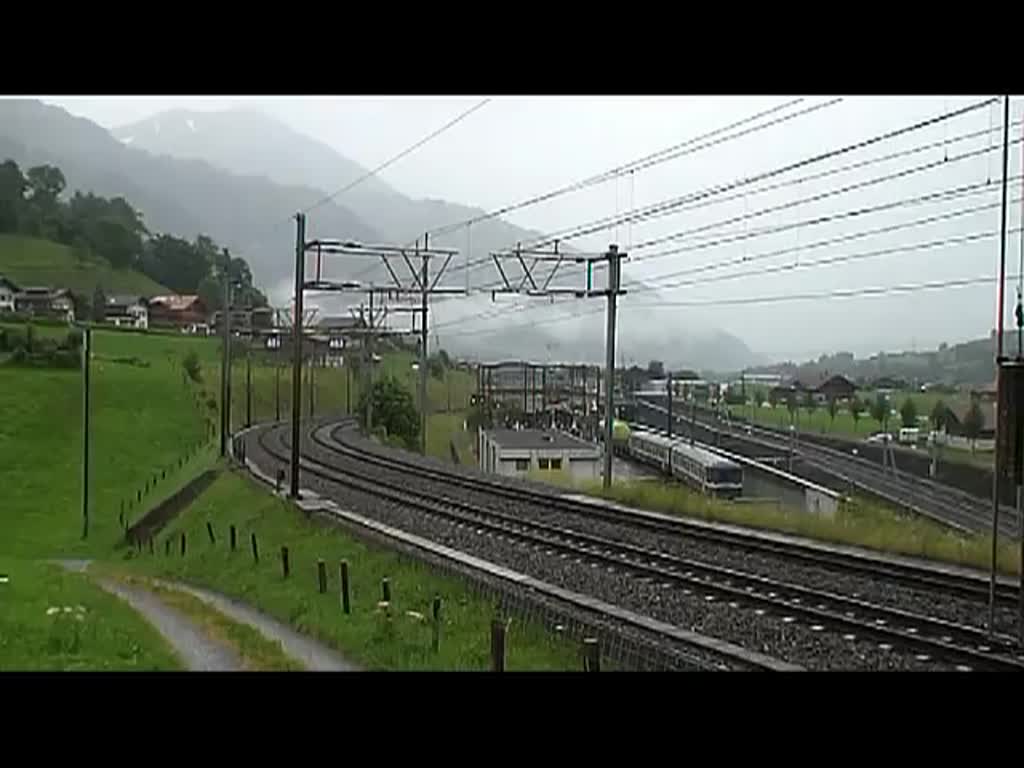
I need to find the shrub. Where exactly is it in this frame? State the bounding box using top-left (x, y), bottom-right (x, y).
top-left (182, 350), bottom-right (202, 384)
top-left (52, 350), bottom-right (81, 369)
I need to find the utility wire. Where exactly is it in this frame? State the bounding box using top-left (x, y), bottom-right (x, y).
top-left (449, 97), bottom-right (999, 290)
top-left (424, 98), bottom-right (817, 237)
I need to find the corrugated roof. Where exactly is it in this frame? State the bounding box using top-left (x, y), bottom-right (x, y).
top-left (149, 295), bottom-right (201, 311)
top-left (486, 429), bottom-right (598, 451)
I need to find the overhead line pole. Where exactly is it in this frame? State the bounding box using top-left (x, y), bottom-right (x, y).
top-left (290, 213), bottom-right (306, 499)
top-left (420, 235), bottom-right (429, 454)
top-left (990, 95), bottom-right (1012, 636)
top-left (81, 324), bottom-right (91, 540)
top-left (220, 272), bottom-right (231, 457)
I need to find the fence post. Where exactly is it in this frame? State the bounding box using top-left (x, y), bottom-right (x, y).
top-left (432, 595), bottom-right (442, 653)
top-left (251, 533), bottom-right (259, 563)
top-left (340, 560), bottom-right (350, 614)
top-left (317, 559), bottom-right (327, 594)
top-left (381, 577), bottom-right (391, 603)
top-left (180, 532), bottom-right (186, 557)
top-left (491, 619), bottom-right (506, 672)
top-left (230, 525), bottom-right (237, 552)
top-left (206, 522), bottom-right (216, 545)
top-left (148, 538), bottom-right (154, 555)
top-left (582, 637), bottom-right (601, 672)
top-left (165, 539), bottom-right (170, 556)
top-left (281, 546), bottom-right (290, 578)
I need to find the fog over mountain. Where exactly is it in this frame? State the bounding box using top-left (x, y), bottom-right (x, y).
top-left (24, 96), bottom-right (1024, 369)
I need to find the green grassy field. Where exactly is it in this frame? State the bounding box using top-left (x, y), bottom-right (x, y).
top-left (0, 329), bottom-right (218, 558)
top-left (123, 470), bottom-right (582, 671)
top-left (0, 557), bottom-right (182, 671)
top-left (0, 234), bottom-right (168, 296)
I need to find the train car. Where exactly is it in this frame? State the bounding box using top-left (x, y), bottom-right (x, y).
top-left (626, 429), bottom-right (676, 474)
top-left (627, 427), bottom-right (743, 499)
top-left (669, 441), bottom-right (743, 499)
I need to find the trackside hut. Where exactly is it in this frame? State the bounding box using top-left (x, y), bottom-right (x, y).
top-left (479, 428), bottom-right (602, 482)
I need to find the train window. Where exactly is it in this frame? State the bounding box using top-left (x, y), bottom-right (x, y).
top-left (539, 458), bottom-right (550, 470)
top-left (515, 459), bottom-right (529, 471)
top-left (551, 458), bottom-right (562, 470)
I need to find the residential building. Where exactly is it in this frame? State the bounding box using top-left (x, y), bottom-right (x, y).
top-left (478, 428), bottom-right (602, 482)
top-left (0, 275), bottom-right (19, 312)
top-left (105, 295), bottom-right (148, 329)
top-left (210, 306), bottom-right (276, 335)
top-left (815, 374), bottom-right (857, 402)
top-left (148, 295), bottom-right (208, 329)
top-left (14, 286), bottom-right (75, 322)
top-left (937, 400), bottom-right (997, 451)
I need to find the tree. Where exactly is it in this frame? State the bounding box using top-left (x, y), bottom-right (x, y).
top-left (357, 375), bottom-right (420, 450)
top-left (0, 159), bottom-right (26, 232)
top-left (900, 397), bottom-right (918, 429)
top-left (849, 396), bottom-right (864, 431)
top-left (92, 284), bottom-right (107, 323)
top-left (25, 164), bottom-right (66, 203)
top-left (827, 396), bottom-right (838, 430)
top-left (647, 360), bottom-right (665, 378)
top-left (753, 387), bottom-right (766, 407)
top-left (804, 390), bottom-right (817, 420)
top-left (786, 391), bottom-right (798, 423)
top-left (930, 399), bottom-right (948, 432)
top-left (870, 393), bottom-right (890, 432)
top-left (963, 400), bottom-right (985, 454)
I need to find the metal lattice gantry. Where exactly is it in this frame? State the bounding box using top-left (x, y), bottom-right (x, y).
top-left (489, 241), bottom-right (628, 488)
top-left (289, 214), bottom-right (466, 497)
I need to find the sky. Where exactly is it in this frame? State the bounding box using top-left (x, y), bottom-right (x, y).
top-left (40, 94), bottom-right (1024, 362)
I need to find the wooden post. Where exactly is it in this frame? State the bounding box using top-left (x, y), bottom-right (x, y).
top-left (206, 522), bottom-right (216, 545)
top-left (381, 577), bottom-right (391, 603)
top-left (582, 637), bottom-right (601, 672)
top-left (165, 539), bottom-right (171, 556)
top-left (490, 619), bottom-right (506, 672)
top-left (137, 489), bottom-right (141, 503)
top-left (229, 525), bottom-right (237, 552)
top-left (340, 560), bottom-right (350, 614)
top-left (148, 538), bottom-right (154, 555)
top-left (281, 546), bottom-right (290, 578)
top-left (180, 532), bottom-right (186, 557)
top-left (317, 559), bottom-right (327, 594)
top-left (432, 595), bottom-right (442, 653)
top-left (118, 510), bottom-right (124, 530)
top-left (251, 533), bottom-right (259, 563)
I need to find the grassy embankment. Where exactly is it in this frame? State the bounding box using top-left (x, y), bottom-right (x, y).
top-left (539, 467), bottom-right (1021, 576)
top-left (0, 557), bottom-right (182, 671)
top-left (122, 470), bottom-right (580, 671)
top-left (3, 325), bottom-right (575, 670)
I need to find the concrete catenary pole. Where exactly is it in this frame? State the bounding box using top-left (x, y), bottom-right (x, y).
top-left (602, 245), bottom-right (621, 489)
top-left (290, 213), bottom-right (306, 499)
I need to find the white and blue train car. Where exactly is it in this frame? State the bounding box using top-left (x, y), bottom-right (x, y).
top-left (627, 428), bottom-right (743, 500)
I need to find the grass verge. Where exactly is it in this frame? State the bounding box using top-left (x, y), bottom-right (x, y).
top-left (122, 469), bottom-right (581, 671)
top-left (0, 557), bottom-right (182, 671)
top-left (568, 477), bottom-right (1022, 576)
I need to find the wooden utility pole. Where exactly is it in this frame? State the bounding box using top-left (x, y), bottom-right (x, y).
top-left (290, 213), bottom-right (306, 499)
top-left (81, 325), bottom-right (91, 539)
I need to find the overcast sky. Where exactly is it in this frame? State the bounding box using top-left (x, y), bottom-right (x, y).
top-left (41, 95), bottom-right (1024, 361)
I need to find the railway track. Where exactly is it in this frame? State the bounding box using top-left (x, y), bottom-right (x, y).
top-left (250, 423), bottom-right (791, 671)
top-left (636, 397), bottom-right (1023, 539)
top-left (248, 418), bottom-right (1024, 671)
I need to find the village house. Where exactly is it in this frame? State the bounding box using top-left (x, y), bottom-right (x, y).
top-left (14, 286), bottom-right (75, 322)
top-left (105, 295), bottom-right (149, 330)
top-left (938, 399), bottom-right (997, 451)
top-left (0, 275), bottom-right (19, 313)
top-left (147, 295), bottom-right (208, 330)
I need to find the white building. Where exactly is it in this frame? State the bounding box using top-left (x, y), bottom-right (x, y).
top-left (0, 276), bottom-right (18, 313)
top-left (478, 428), bottom-right (602, 482)
top-left (105, 295), bottom-right (149, 329)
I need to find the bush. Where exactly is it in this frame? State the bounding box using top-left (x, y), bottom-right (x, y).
top-left (52, 350), bottom-right (81, 369)
top-left (64, 329), bottom-right (83, 351)
top-left (182, 350), bottom-right (202, 384)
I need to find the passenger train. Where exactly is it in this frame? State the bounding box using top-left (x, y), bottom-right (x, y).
top-left (626, 428), bottom-right (744, 499)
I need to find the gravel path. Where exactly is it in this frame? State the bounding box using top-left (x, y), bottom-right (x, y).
top-left (55, 561), bottom-right (356, 672)
top-left (154, 580), bottom-right (357, 671)
top-left (90, 576), bottom-right (245, 671)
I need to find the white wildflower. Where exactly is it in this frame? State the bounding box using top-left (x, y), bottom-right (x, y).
top-left (63, 606), bottom-right (73, 613)
top-left (46, 607), bottom-right (60, 616)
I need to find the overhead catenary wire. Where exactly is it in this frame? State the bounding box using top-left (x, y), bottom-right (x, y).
top-left (449, 98), bottom-right (1001, 291)
top-left (424, 97), bottom-right (819, 238)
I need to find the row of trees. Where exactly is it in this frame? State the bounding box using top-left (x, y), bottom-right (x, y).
top-left (0, 158), bottom-right (266, 310)
top-left (754, 389), bottom-right (986, 445)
